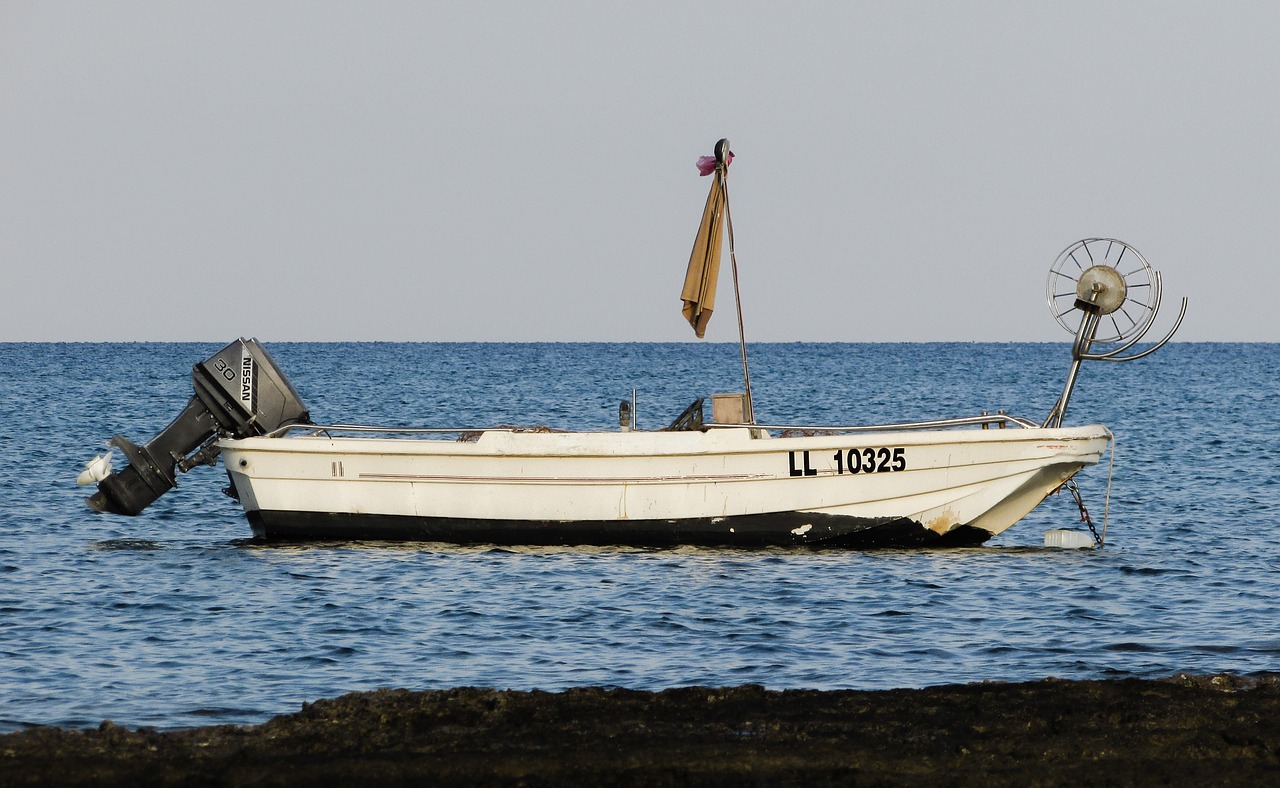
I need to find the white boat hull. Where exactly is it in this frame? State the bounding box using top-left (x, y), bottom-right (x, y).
top-left (219, 424), bottom-right (1109, 548)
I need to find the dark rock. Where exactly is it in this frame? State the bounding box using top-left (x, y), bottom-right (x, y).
top-left (2, 675), bottom-right (1278, 786)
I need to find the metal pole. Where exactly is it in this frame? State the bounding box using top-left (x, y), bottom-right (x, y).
top-left (1044, 310), bottom-right (1098, 428)
top-left (718, 151), bottom-right (755, 424)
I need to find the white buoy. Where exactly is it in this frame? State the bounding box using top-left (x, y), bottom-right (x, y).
top-left (1044, 529), bottom-right (1095, 549)
top-left (76, 450), bottom-right (114, 486)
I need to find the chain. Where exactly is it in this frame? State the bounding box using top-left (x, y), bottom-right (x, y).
top-left (1062, 478), bottom-right (1103, 547)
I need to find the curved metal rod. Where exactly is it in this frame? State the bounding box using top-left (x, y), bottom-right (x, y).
top-left (1080, 269), bottom-right (1162, 358)
top-left (1082, 296), bottom-right (1187, 362)
top-left (1079, 271), bottom-right (1164, 359)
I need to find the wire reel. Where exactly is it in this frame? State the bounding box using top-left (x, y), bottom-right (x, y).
top-left (1043, 238), bottom-right (1187, 428)
top-left (1047, 238), bottom-right (1159, 344)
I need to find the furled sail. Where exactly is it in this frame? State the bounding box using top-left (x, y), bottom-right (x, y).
top-left (680, 140), bottom-right (733, 338)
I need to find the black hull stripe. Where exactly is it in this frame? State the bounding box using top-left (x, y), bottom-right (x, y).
top-left (246, 510), bottom-right (993, 549)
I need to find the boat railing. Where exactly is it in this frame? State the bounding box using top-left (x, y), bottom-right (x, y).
top-left (707, 413), bottom-right (1039, 433)
top-left (263, 424), bottom-right (528, 439)
top-left (260, 412), bottom-right (1038, 439)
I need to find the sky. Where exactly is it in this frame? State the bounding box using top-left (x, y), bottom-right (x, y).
top-left (2, 1), bottom-right (1276, 343)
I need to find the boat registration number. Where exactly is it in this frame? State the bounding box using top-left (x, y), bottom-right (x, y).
top-left (788, 448), bottom-right (907, 477)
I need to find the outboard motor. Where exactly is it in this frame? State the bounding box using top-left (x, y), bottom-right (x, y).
top-left (86, 338), bottom-right (310, 516)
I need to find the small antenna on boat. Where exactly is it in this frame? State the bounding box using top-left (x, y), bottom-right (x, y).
top-left (1043, 238), bottom-right (1187, 428)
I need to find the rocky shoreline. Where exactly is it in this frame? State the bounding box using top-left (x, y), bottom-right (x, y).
top-left (3, 674), bottom-right (1278, 786)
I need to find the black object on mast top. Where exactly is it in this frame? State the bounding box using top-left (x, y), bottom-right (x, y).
top-left (715, 138), bottom-right (731, 166)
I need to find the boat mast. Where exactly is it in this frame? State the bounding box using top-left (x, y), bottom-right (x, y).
top-left (717, 138), bottom-right (755, 424)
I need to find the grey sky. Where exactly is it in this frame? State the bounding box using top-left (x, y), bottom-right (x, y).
top-left (2, 2), bottom-right (1274, 342)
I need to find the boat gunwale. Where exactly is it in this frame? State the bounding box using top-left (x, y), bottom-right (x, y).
top-left (221, 423), bottom-right (1111, 459)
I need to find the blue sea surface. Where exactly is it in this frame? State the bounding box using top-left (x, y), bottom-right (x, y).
top-left (1, 341), bottom-right (1277, 731)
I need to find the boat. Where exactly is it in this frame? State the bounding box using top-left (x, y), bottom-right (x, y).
top-left (81, 140), bottom-right (1185, 548)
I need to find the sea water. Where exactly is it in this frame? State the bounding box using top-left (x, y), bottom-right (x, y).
top-left (1, 342), bottom-right (1277, 731)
